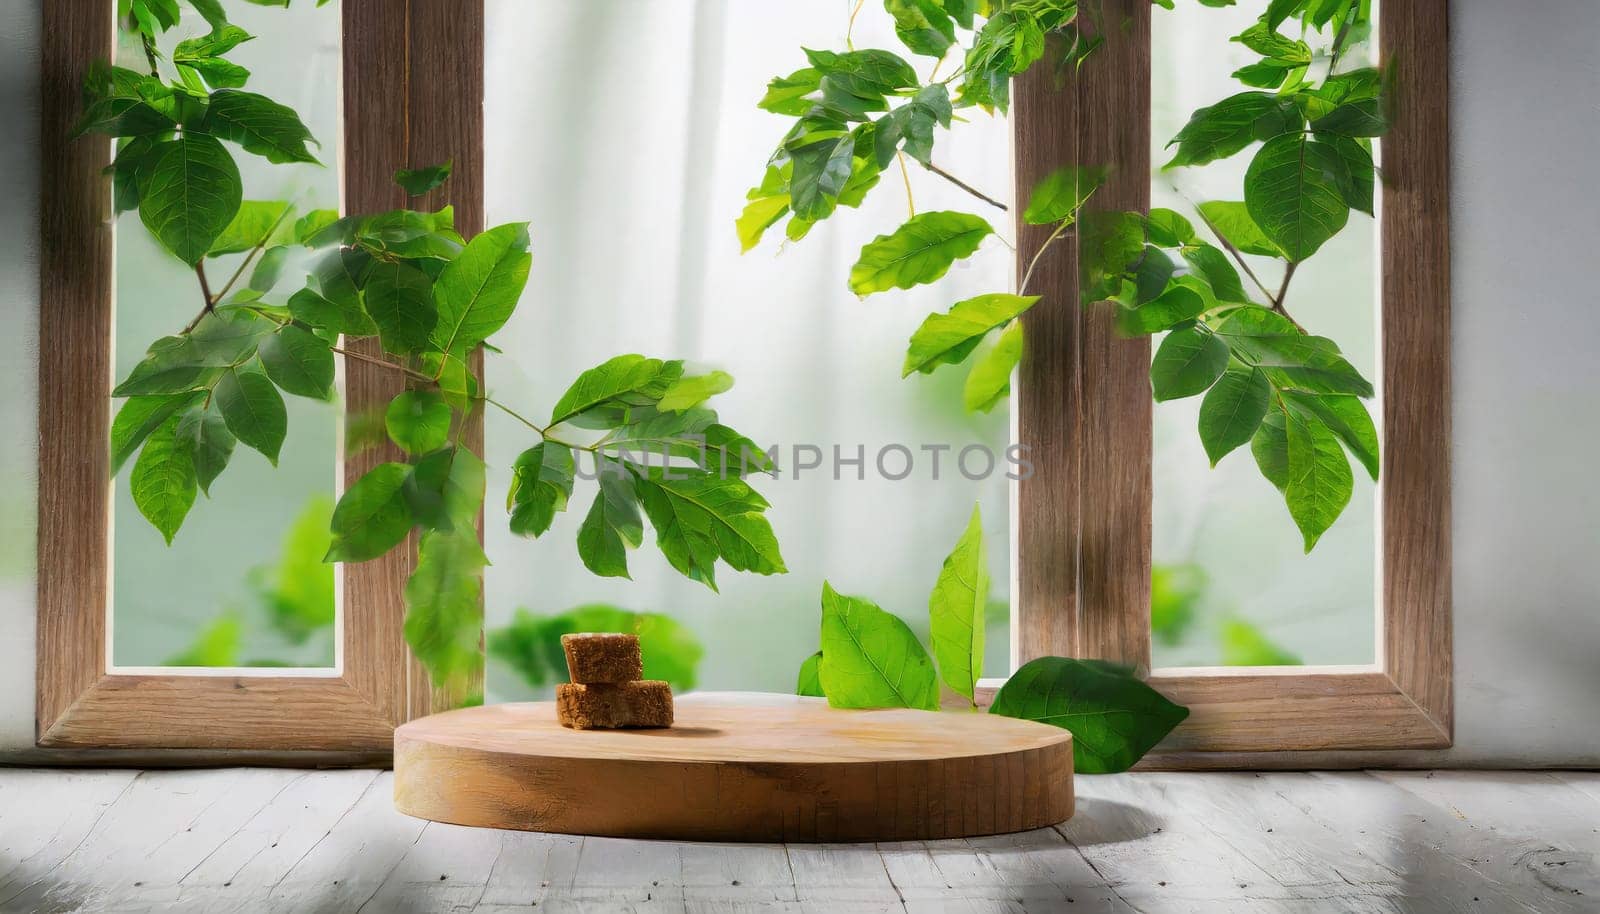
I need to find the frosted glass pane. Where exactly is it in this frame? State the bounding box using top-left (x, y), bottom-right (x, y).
top-left (110, 3), bottom-right (342, 668)
top-left (483, 1), bottom-right (1015, 701)
top-left (1149, 1), bottom-right (1380, 667)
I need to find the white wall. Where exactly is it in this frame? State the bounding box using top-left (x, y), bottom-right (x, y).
top-left (1, 0), bottom-right (1596, 764)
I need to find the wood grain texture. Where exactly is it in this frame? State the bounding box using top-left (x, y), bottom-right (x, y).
top-left (34, 0), bottom-right (489, 757)
top-left (343, 0), bottom-right (487, 719)
top-left (1013, 2), bottom-right (1451, 762)
top-left (393, 692), bottom-right (1075, 843)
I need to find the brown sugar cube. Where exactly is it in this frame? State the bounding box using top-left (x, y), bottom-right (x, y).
top-left (560, 632), bottom-right (643, 684)
top-left (556, 681), bottom-right (674, 730)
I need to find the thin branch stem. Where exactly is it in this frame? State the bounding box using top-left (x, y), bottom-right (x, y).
top-left (181, 263), bottom-right (216, 333)
top-left (1271, 261), bottom-right (1305, 331)
top-left (922, 161), bottom-right (1008, 212)
top-left (845, 0), bottom-right (865, 50)
top-left (481, 395), bottom-right (547, 436)
top-left (1018, 219), bottom-right (1075, 297)
top-left (1189, 202), bottom-right (1280, 306)
top-left (140, 32), bottom-right (160, 78)
top-left (330, 344), bottom-right (436, 384)
top-left (211, 203), bottom-right (296, 305)
top-left (896, 152), bottom-right (916, 219)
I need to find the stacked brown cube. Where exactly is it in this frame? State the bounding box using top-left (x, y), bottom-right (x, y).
top-left (555, 633), bottom-right (674, 730)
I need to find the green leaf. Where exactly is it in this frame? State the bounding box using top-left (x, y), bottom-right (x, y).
top-left (199, 89), bottom-right (319, 164)
top-left (137, 134), bottom-right (243, 265)
top-left (1164, 92), bottom-right (1300, 169)
top-left (293, 208), bottom-right (339, 244)
top-left (1283, 390), bottom-right (1379, 480)
top-left (247, 244), bottom-right (291, 292)
top-left (802, 48), bottom-right (918, 97)
top-left (163, 615), bottom-right (242, 667)
top-left (885, 0), bottom-right (956, 57)
top-left (130, 417), bottom-right (198, 544)
top-left (1151, 563), bottom-right (1206, 647)
top-left (788, 135), bottom-right (855, 220)
top-left (817, 582), bottom-right (939, 711)
top-left (1022, 166), bottom-right (1104, 225)
top-left (1180, 242), bottom-right (1247, 303)
top-left (849, 211), bottom-right (993, 295)
top-left (735, 194), bottom-right (791, 252)
top-left (928, 504), bottom-right (988, 705)
top-left (489, 605), bottom-right (703, 692)
top-left (758, 68), bottom-right (821, 116)
top-left (548, 354), bottom-right (681, 427)
top-left (1232, 61), bottom-right (1293, 89)
top-left (404, 528), bottom-right (487, 692)
top-left (362, 259), bottom-right (436, 355)
top-left (576, 466), bottom-right (645, 579)
top-left (213, 363), bottom-right (287, 464)
top-left (1284, 405), bottom-right (1354, 551)
top-left (385, 389), bottom-right (452, 455)
top-left (904, 293), bottom-right (1037, 376)
top-left (508, 442), bottom-right (575, 538)
top-left (1146, 208), bottom-right (1197, 247)
top-left (1324, 135), bottom-right (1375, 216)
top-left (258, 324), bottom-right (333, 399)
top-left (1252, 407), bottom-right (1291, 490)
top-left (429, 223), bottom-right (532, 356)
top-left (1198, 361), bottom-right (1272, 465)
top-left (657, 370), bottom-right (733, 412)
top-left (1117, 281), bottom-right (1208, 336)
top-left (871, 85), bottom-right (950, 166)
top-left (174, 23), bottom-right (251, 59)
top-left (406, 445), bottom-right (485, 532)
top-left (1221, 618), bottom-right (1302, 666)
top-left (178, 55), bottom-right (250, 89)
top-left (796, 651), bottom-right (825, 697)
top-left (1196, 200), bottom-right (1284, 258)
top-left (989, 657), bottom-right (1190, 774)
top-left (963, 319), bottom-right (1024, 413)
top-left (1310, 98), bottom-right (1386, 137)
top-left (1150, 325), bottom-right (1229, 401)
top-left (633, 467), bottom-right (786, 591)
top-left (289, 284), bottom-right (376, 338)
top-left (1214, 310), bottom-right (1374, 397)
top-left (1234, 21), bottom-right (1311, 64)
top-left (207, 199), bottom-right (292, 256)
top-left (175, 403), bottom-right (235, 494)
top-left (394, 159), bottom-right (452, 195)
top-left (326, 462), bottom-right (414, 562)
top-left (1244, 134), bottom-right (1350, 261)
top-left (111, 392), bottom-right (203, 474)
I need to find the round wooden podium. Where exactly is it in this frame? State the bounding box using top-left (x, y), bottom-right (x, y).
top-left (394, 691), bottom-right (1074, 843)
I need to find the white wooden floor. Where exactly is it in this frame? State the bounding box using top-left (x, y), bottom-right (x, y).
top-left (0, 769), bottom-right (1595, 913)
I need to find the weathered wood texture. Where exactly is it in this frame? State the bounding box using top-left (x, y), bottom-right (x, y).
top-left (342, 0), bottom-right (487, 718)
top-left (1014, 0), bottom-right (1153, 672)
top-left (3, 768), bottom-right (1594, 912)
top-left (34, 0), bottom-right (487, 756)
top-left (394, 693), bottom-right (1075, 843)
top-left (1014, 1), bottom-right (1451, 761)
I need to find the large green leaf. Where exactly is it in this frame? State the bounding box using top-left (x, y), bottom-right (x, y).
top-left (849, 211), bottom-right (994, 295)
top-left (885, 0), bottom-right (955, 57)
top-left (963, 319), bottom-right (1024, 413)
top-left (1244, 134), bottom-right (1350, 261)
top-left (903, 293), bottom-right (1038, 376)
top-left (1180, 242), bottom-right (1247, 304)
top-left (111, 392), bottom-right (204, 474)
top-left (405, 445), bottom-right (485, 533)
top-left (1252, 407), bottom-right (1291, 491)
top-left (507, 442), bottom-right (575, 537)
top-left (394, 160), bottom-right (453, 196)
top-left (1150, 325), bottom-right (1229, 401)
top-left (325, 462), bottom-right (414, 562)
top-left (1117, 281), bottom-right (1208, 336)
top-left (988, 657), bottom-right (1190, 774)
top-left (430, 222), bottom-right (532, 356)
top-left (548, 355), bottom-right (681, 427)
top-left (137, 134), bottom-right (242, 266)
top-left (289, 284), bottom-right (376, 338)
top-left (206, 199), bottom-right (292, 256)
top-left (1164, 92), bottom-right (1300, 168)
top-left (130, 417), bottom-right (198, 544)
top-left (1022, 166), bottom-right (1104, 225)
top-left (199, 89), bottom-right (319, 164)
top-left (788, 134), bottom-right (855, 221)
top-left (258, 324), bottom-right (333, 399)
top-left (657, 371), bottom-right (733, 412)
top-left (213, 363), bottom-right (286, 464)
top-left (928, 505), bottom-right (989, 705)
top-left (1283, 390), bottom-right (1379, 480)
top-left (796, 651), bottom-right (825, 697)
top-left (404, 529), bottom-right (487, 692)
top-left (576, 467), bottom-right (645, 579)
top-left (362, 259), bottom-right (436, 356)
top-left (1284, 405), bottom-right (1354, 551)
top-left (1324, 135), bottom-right (1375, 216)
top-left (802, 47), bottom-right (918, 97)
top-left (1198, 361), bottom-right (1271, 466)
top-left (817, 582), bottom-right (939, 711)
top-left (1196, 200), bottom-right (1284, 258)
top-left (489, 605), bottom-right (703, 692)
top-left (384, 389), bottom-right (452, 455)
top-left (633, 467), bottom-right (786, 591)
top-left (175, 403), bottom-right (235, 495)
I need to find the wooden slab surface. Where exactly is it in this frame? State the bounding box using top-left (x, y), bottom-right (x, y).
top-left (393, 692), bottom-right (1074, 843)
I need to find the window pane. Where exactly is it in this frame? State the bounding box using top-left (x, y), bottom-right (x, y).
top-left (482, 1), bottom-right (1015, 700)
top-left (1149, 1), bottom-right (1380, 667)
top-left (110, 2), bottom-right (342, 669)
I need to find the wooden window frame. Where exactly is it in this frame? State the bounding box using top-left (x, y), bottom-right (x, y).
top-left (35, 0), bottom-right (485, 759)
top-left (1002, 0), bottom-right (1451, 765)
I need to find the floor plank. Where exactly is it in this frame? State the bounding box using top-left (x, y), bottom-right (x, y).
top-left (0, 768), bottom-right (1593, 913)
